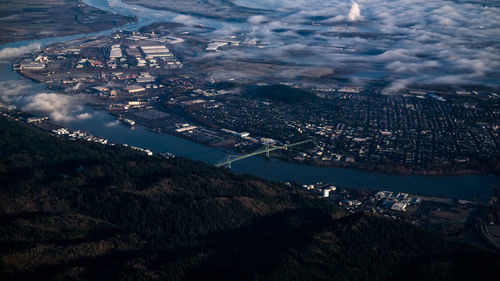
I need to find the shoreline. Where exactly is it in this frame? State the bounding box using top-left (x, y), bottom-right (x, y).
top-left (129, 114), bottom-right (496, 177)
top-left (12, 113), bottom-right (499, 182)
top-left (10, 67), bottom-right (495, 178)
top-left (13, 67), bottom-right (499, 178)
top-left (3, 109), bottom-right (497, 203)
top-left (3, 0), bottom-right (498, 179)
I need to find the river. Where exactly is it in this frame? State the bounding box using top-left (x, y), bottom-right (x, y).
top-left (0, 0), bottom-right (497, 202)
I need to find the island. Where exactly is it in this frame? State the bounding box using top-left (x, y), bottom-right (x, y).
top-left (0, 0), bottom-right (135, 44)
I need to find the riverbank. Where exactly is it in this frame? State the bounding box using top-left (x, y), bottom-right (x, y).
top-left (226, 137), bottom-right (498, 177)
top-left (290, 155), bottom-right (489, 176)
top-left (3, 113), bottom-right (500, 281)
top-left (13, 69), bottom-right (495, 178)
top-left (1, 0), bottom-right (498, 203)
top-left (11, 34), bottom-right (499, 178)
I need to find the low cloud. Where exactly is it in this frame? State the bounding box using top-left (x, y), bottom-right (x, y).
top-left (386, 79), bottom-right (414, 92)
top-left (77, 113), bottom-right (92, 120)
top-left (323, 15), bottom-right (345, 23)
top-left (248, 15), bottom-right (267, 24)
top-left (21, 93), bottom-right (87, 122)
top-left (171, 14), bottom-right (203, 26)
top-left (203, 0), bottom-right (500, 88)
top-left (0, 43), bottom-right (40, 62)
top-left (348, 2), bottom-right (363, 21)
top-left (0, 81), bottom-right (92, 122)
top-left (386, 60), bottom-right (440, 73)
top-left (105, 120), bottom-right (120, 127)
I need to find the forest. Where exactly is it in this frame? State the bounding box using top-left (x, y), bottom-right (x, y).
top-left (247, 85), bottom-right (320, 105)
top-left (1, 116), bottom-right (499, 281)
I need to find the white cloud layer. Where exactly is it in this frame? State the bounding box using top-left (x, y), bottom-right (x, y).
top-left (213, 0), bottom-right (500, 87)
top-left (248, 15), bottom-right (268, 24)
top-left (348, 2), bottom-right (363, 21)
top-left (0, 80), bottom-right (92, 122)
top-left (0, 43), bottom-right (40, 62)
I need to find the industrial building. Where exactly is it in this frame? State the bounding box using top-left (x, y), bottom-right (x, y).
top-left (175, 125), bottom-right (198, 133)
top-left (124, 85), bottom-right (146, 93)
top-left (136, 72), bottom-right (155, 83)
top-left (20, 62), bottom-right (45, 70)
top-left (140, 45), bottom-right (172, 58)
top-left (109, 44), bottom-right (122, 58)
top-left (221, 128), bottom-right (250, 138)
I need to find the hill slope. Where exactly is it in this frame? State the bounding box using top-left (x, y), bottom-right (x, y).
top-left (0, 117), bottom-right (499, 281)
top-left (247, 85), bottom-right (319, 105)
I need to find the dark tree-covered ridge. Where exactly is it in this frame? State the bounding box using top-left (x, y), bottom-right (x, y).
top-left (0, 117), bottom-right (499, 281)
top-left (247, 84), bottom-right (320, 105)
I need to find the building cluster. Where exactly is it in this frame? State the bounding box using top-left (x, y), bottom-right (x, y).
top-left (52, 127), bottom-right (153, 156)
top-left (301, 183), bottom-right (337, 198)
top-left (52, 128), bottom-right (109, 145)
top-left (297, 181), bottom-right (479, 239)
top-left (123, 144), bottom-right (153, 156)
top-left (188, 89), bottom-right (500, 172)
top-left (297, 182), bottom-right (421, 214)
top-left (14, 30), bottom-right (183, 112)
top-left (205, 35), bottom-right (270, 52)
top-left (373, 191), bottom-right (422, 212)
top-left (12, 27), bottom-right (500, 174)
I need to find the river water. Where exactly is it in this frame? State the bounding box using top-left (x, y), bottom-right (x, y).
top-left (0, 0), bottom-right (497, 202)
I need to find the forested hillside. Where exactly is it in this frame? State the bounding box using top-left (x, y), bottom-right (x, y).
top-left (0, 117), bottom-right (499, 281)
top-left (247, 85), bottom-right (319, 105)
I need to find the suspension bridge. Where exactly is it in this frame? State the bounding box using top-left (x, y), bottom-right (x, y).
top-left (215, 139), bottom-right (314, 168)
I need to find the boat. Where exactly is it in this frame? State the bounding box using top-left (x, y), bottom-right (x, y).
top-left (123, 118), bottom-right (135, 127)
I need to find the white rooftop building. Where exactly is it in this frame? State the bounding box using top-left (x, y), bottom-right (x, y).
top-left (391, 202), bottom-right (407, 212)
top-left (124, 85), bottom-right (146, 93)
top-left (140, 45), bottom-right (172, 58)
top-left (109, 44), bottom-right (122, 58)
top-left (136, 72), bottom-right (155, 83)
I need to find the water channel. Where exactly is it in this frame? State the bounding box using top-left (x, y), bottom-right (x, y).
top-left (0, 0), bottom-right (497, 202)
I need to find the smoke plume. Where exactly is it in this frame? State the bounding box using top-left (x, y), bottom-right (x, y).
top-left (348, 1), bottom-right (362, 21)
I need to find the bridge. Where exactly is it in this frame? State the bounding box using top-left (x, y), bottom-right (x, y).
top-left (215, 139), bottom-right (314, 168)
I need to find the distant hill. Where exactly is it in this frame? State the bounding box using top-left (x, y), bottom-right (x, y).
top-left (1, 116), bottom-right (499, 281)
top-left (247, 85), bottom-right (320, 105)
